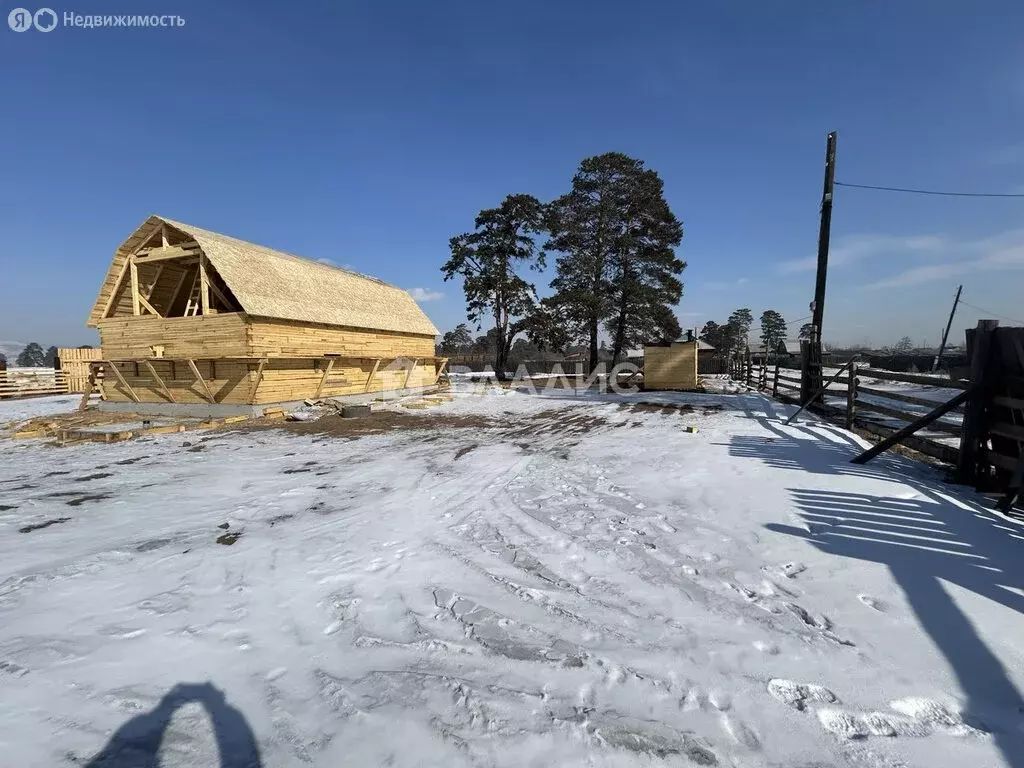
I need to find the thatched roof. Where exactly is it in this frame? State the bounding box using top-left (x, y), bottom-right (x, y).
top-left (88, 215), bottom-right (439, 336)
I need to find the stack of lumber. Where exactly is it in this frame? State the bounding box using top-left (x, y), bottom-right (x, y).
top-left (0, 368), bottom-right (69, 399)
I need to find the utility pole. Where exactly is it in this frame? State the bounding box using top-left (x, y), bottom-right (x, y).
top-left (811, 131), bottom-right (837, 344)
top-left (932, 284), bottom-right (963, 371)
top-left (805, 130), bottom-right (837, 398)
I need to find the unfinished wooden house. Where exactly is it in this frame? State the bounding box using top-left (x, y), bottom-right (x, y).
top-left (87, 216), bottom-right (442, 411)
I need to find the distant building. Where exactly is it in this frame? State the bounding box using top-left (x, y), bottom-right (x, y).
top-left (750, 340), bottom-right (801, 359)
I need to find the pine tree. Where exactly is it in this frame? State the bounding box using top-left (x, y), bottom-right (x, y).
top-left (798, 323), bottom-right (814, 342)
top-left (699, 321), bottom-right (725, 350)
top-left (440, 324), bottom-right (473, 354)
top-left (44, 346), bottom-right (59, 368)
top-left (759, 310), bottom-right (788, 358)
top-left (16, 342), bottom-right (45, 367)
top-left (725, 308), bottom-right (753, 358)
top-left (546, 153), bottom-right (685, 370)
top-left (442, 195), bottom-right (546, 379)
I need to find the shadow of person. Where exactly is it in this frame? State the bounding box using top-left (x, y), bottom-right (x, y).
top-left (85, 682), bottom-right (262, 768)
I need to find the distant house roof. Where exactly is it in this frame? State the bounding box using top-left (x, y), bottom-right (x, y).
top-left (697, 339), bottom-right (715, 351)
top-left (750, 340), bottom-right (801, 355)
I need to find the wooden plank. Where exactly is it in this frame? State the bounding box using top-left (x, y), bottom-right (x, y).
top-left (852, 388), bottom-right (972, 464)
top-left (129, 258), bottom-right (141, 316)
top-left (846, 361), bottom-right (858, 430)
top-left (990, 452), bottom-right (1020, 472)
top-left (142, 360), bottom-right (176, 403)
top-left (959, 320), bottom-right (999, 482)
top-left (996, 450), bottom-right (1024, 511)
top-left (775, 379), bottom-right (801, 391)
top-left (248, 358), bottom-right (268, 404)
top-left (78, 366), bottom-right (96, 411)
top-left (199, 255), bottom-right (210, 316)
top-left (855, 399), bottom-right (962, 436)
top-left (404, 359), bottom-right (419, 389)
top-left (364, 358), bottom-right (382, 392)
top-left (187, 359), bottom-right (216, 403)
top-left (166, 268), bottom-right (191, 317)
top-left (855, 420), bottom-right (960, 465)
top-left (994, 395), bottom-right (1024, 410)
top-left (104, 361), bottom-right (140, 403)
top-left (990, 421), bottom-right (1024, 442)
top-left (785, 358), bottom-right (859, 426)
top-left (134, 247), bottom-right (201, 263)
top-left (857, 385), bottom-right (964, 411)
top-left (315, 358), bottom-right (336, 399)
top-left (860, 368), bottom-right (968, 390)
top-left (100, 259), bottom-right (131, 319)
top-left (138, 293), bottom-right (161, 317)
top-left (206, 278), bottom-right (236, 312)
top-left (100, 229), bottom-right (161, 319)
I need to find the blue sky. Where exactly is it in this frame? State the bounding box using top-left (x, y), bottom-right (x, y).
top-left (2, 0), bottom-right (1023, 352)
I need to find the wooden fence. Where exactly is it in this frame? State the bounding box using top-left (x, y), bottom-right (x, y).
top-left (958, 323), bottom-right (1024, 492)
top-left (0, 368), bottom-right (70, 399)
top-left (739, 320), bottom-right (1024, 505)
top-left (56, 347), bottom-right (103, 393)
top-left (738, 359), bottom-right (966, 465)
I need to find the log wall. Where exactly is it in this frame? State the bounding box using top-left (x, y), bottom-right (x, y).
top-left (247, 318), bottom-right (435, 358)
top-left (97, 314), bottom-right (249, 359)
top-left (95, 314), bottom-right (439, 404)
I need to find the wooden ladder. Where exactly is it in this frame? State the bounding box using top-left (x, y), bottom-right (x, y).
top-left (183, 270), bottom-right (202, 316)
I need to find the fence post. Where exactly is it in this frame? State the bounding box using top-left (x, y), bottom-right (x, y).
top-left (846, 361), bottom-right (858, 430)
top-left (772, 360), bottom-right (780, 397)
top-left (799, 341), bottom-right (811, 404)
top-left (957, 319), bottom-right (999, 486)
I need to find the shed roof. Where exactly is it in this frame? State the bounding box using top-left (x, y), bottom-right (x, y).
top-left (88, 215), bottom-right (439, 336)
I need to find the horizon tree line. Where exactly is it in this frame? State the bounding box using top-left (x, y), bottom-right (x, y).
top-left (1, 343), bottom-right (94, 368)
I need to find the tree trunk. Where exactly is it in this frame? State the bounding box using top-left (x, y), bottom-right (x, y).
top-left (588, 316), bottom-right (599, 375)
top-left (495, 339), bottom-right (510, 382)
top-left (610, 277), bottom-right (630, 364)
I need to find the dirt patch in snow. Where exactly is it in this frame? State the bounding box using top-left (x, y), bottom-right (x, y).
top-left (235, 410), bottom-right (500, 439)
top-left (19, 517), bottom-right (72, 533)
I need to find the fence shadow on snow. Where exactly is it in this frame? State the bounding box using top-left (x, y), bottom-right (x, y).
top-left (728, 422), bottom-right (1024, 767)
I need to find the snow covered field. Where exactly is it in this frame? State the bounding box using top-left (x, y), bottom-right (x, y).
top-left (3, 386), bottom-right (1024, 767)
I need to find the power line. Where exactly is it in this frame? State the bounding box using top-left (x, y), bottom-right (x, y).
top-left (786, 315), bottom-right (812, 326)
top-left (958, 299), bottom-right (1024, 326)
top-left (836, 181), bottom-right (1024, 198)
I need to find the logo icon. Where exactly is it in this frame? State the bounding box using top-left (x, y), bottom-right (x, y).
top-left (33, 7), bottom-right (56, 31)
top-left (8, 7), bottom-right (33, 31)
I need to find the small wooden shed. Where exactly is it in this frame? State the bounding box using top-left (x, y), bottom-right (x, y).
top-left (86, 216), bottom-right (441, 408)
top-left (643, 339), bottom-right (699, 391)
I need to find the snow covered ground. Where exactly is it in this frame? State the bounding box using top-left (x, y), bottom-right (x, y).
top-left (3, 384), bottom-right (1024, 767)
